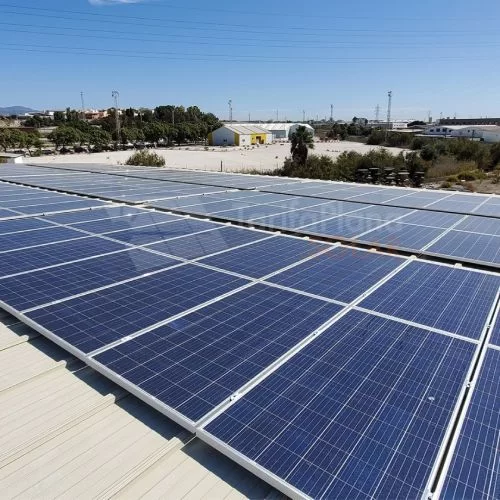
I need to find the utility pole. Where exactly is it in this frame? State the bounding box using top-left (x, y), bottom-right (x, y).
top-left (330, 104), bottom-right (333, 122)
top-left (386, 91), bottom-right (392, 139)
top-left (80, 91), bottom-right (85, 119)
top-left (375, 104), bottom-right (380, 122)
top-left (172, 108), bottom-right (175, 125)
top-left (276, 109), bottom-right (279, 121)
top-left (228, 99), bottom-right (233, 122)
top-left (302, 110), bottom-right (305, 122)
top-left (248, 112), bottom-right (251, 122)
top-left (112, 90), bottom-right (121, 146)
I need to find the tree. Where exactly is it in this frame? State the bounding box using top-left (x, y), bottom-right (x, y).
top-left (86, 128), bottom-right (111, 151)
top-left (420, 144), bottom-right (439, 162)
top-left (290, 126), bottom-right (314, 166)
top-left (48, 126), bottom-right (81, 150)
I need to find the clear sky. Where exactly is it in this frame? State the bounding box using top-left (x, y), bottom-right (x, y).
top-left (2, 0), bottom-right (500, 121)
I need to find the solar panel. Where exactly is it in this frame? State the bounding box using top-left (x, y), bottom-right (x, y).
top-left (0, 249), bottom-right (180, 311)
top-left (356, 223), bottom-right (445, 250)
top-left (0, 208), bottom-right (20, 219)
top-left (0, 237), bottom-right (127, 278)
top-left (440, 348), bottom-right (499, 500)
top-left (13, 199), bottom-right (109, 215)
top-left (199, 236), bottom-right (330, 278)
top-left (213, 205), bottom-right (292, 221)
top-left (45, 206), bottom-right (147, 224)
top-left (267, 247), bottom-right (404, 303)
top-left (146, 226), bottom-right (270, 260)
top-left (25, 264), bottom-right (248, 354)
top-left (426, 230), bottom-right (500, 266)
top-left (349, 205), bottom-right (413, 221)
top-left (455, 215), bottom-right (500, 236)
top-left (490, 311), bottom-right (500, 347)
top-left (398, 211), bottom-right (464, 228)
top-left (93, 284), bottom-right (342, 423)
top-left (201, 310), bottom-right (476, 499)
top-left (0, 226), bottom-right (85, 253)
top-left (102, 218), bottom-right (221, 245)
top-left (158, 199), bottom-right (259, 216)
top-left (300, 215), bottom-right (387, 239)
top-left (359, 261), bottom-right (500, 339)
top-left (252, 210), bottom-right (333, 230)
top-left (0, 217), bottom-right (53, 235)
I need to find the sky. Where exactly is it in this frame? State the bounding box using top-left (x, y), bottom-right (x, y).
top-left (1, 0), bottom-right (500, 121)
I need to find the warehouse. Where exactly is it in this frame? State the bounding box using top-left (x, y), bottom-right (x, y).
top-left (207, 124), bottom-right (272, 146)
top-left (254, 122), bottom-right (315, 141)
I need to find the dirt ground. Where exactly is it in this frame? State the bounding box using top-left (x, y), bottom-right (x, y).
top-left (33, 141), bottom-right (406, 173)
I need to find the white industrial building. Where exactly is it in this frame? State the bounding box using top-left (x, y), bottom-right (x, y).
top-left (257, 122), bottom-right (315, 140)
top-left (208, 124), bottom-right (272, 146)
top-left (424, 125), bottom-right (500, 143)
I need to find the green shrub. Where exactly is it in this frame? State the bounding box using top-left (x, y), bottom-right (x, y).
top-left (446, 175), bottom-right (459, 183)
top-left (440, 181), bottom-right (452, 189)
top-left (125, 150), bottom-right (165, 167)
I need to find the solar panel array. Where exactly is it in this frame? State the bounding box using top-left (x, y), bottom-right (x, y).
top-left (0, 164), bottom-right (498, 499)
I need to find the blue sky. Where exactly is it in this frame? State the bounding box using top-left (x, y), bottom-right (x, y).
top-left (2, 0), bottom-right (500, 120)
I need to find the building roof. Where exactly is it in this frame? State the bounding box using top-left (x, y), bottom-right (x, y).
top-left (0, 309), bottom-right (281, 499)
top-left (219, 124), bottom-right (271, 135)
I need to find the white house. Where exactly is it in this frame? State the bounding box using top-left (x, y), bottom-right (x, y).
top-left (0, 153), bottom-right (24, 164)
top-left (424, 125), bottom-right (500, 143)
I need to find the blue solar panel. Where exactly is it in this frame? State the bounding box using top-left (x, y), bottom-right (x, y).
top-left (253, 210), bottom-right (333, 230)
top-left (268, 247), bottom-right (404, 302)
top-left (146, 226), bottom-right (270, 260)
top-left (441, 348), bottom-right (499, 500)
top-left (490, 313), bottom-right (500, 348)
top-left (0, 208), bottom-right (20, 219)
top-left (204, 310), bottom-right (476, 499)
top-left (398, 211), bottom-right (464, 228)
top-left (0, 226), bottom-right (84, 252)
top-left (0, 249), bottom-right (179, 311)
top-left (356, 223), bottom-right (445, 250)
top-left (214, 205), bottom-right (290, 221)
top-left (0, 217), bottom-right (53, 235)
top-left (308, 200), bottom-right (371, 215)
top-left (200, 236), bottom-right (330, 278)
top-left (0, 195), bottom-right (76, 208)
top-left (168, 200), bottom-right (259, 216)
top-left (45, 206), bottom-right (147, 224)
top-left (359, 261), bottom-right (500, 339)
top-left (71, 212), bottom-right (182, 234)
top-left (426, 231), bottom-right (500, 265)
top-left (351, 205), bottom-right (413, 221)
top-left (26, 264), bottom-right (248, 353)
top-left (0, 237), bottom-right (127, 278)
top-left (14, 199), bottom-right (108, 215)
top-left (301, 215), bottom-right (386, 239)
top-left (455, 216), bottom-right (500, 236)
top-left (103, 218), bottom-right (221, 245)
top-left (94, 284), bottom-right (342, 422)
top-left (473, 202), bottom-right (500, 217)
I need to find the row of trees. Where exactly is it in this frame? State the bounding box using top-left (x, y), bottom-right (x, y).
top-left (0, 129), bottom-right (43, 155)
top-left (47, 126), bottom-right (111, 151)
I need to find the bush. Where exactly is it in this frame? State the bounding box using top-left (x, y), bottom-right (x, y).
top-left (446, 175), bottom-right (459, 183)
top-left (420, 144), bottom-right (438, 162)
top-left (440, 181), bottom-right (452, 189)
top-left (125, 150), bottom-right (165, 167)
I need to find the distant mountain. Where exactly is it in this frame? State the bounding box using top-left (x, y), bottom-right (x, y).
top-left (0, 106), bottom-right (38, 116)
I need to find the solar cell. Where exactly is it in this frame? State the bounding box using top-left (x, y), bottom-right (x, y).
top-left (474, 202), bottom-right (500, 217)
top-left (103, 218), bottom-right (221, 245)
top-left (0, 237), bottom-right (127, 278)
top-left (26, 264), bottom-right (248, 354)
top-left (146, 226), bottom-right (270, 260)
top-left (0, 208), bottom-right (20, 219)
top-left (350, 205), bottom-right (413, 221)
top-left (0, 217), bottom-right (53, 235)
top-left (441, 348), bottom-right (499, 500)
top-left (490, 311), bottom-right (500, 347)
top-left (200, 236), bottom-right (330, 278)
top-left (267, 247), bottom-right (404, 302)
top-left (359, 261), bottom-right (500, 339)
top-left (171, 200), bottom-right (259, 216)
top-left (301, 215), bottom-right (386, 239)
top-left (0, 249), bottom-right (179, 311)
top-left (214, 205), bottom-right (291, 221)
top-left (356, 223), bottom-right (445, 250)
top-left (203, 310), bottom-right (476, 500)
top-left (13, 199), bottom-right (108, 215)
top-left (455, 215), bottom-right (500, 236)
top-left (93, 284), bottom-right (342, 423)
top-left (0, 226), bottom-right (85, 253)
top-left (45, 206), bottom-right (147, 224)
top-left (398, 211), bottom-right (464, 228)
top-left (253, 210), bottom-right (333, 230)
top-left (426, 230), bottom-right (500, 266)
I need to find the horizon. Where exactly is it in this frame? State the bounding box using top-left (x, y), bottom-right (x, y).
top-left (1, 0), bottom-right (500, 121)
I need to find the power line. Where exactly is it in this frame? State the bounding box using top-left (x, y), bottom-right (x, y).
top-left (0, 6), bottom-right (497, 36)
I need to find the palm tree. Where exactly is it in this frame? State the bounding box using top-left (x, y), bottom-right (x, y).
top-left (290, 126), bottom-right (314, 166)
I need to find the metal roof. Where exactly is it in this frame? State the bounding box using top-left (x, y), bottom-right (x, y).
top-left (218, 124), bottom-right (271, 135)
top-left (0, 309), bottom-right (281, 500)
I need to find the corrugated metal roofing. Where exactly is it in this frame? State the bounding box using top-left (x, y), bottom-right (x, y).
top-left (0, 309), bottom-right (282, 500)
top-left (219, 124), bottom-right (271, 135)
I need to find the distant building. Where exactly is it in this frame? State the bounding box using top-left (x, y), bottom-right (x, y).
top-left (439, 117), bottom-right (500, 126)
top-left (368, 120), bottom-right (412, 130)
top-left (424, 125), bottom-right (500, 143)
top-left (208, 124), bottom-right (272, 146)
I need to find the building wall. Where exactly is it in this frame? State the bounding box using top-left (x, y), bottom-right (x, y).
top-left (482, 131), bottom-right (500, 143)
top-left (440, 118), bottom-right (500, 126)
top-left (209, 127), bottom-right (238, 146)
